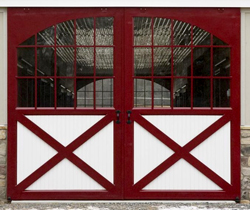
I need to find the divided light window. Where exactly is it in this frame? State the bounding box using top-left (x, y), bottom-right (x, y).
top-left (17, 17), bottom-right (114, 108)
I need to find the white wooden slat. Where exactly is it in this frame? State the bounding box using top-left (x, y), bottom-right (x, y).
top-left (144, 159), bottom-right (221, 190)
top-left (17, 122), bottom-right (57, 184)
top-left (27, 158), bottom-right (105, 190)
top-left (143, 115), bottom-right (222, 146)
top-left (190, 122), bottom-right (231, 184)
top-left (27, 115), bottom-right (104, 146)
top-left (74, 122), bottom-right (114, 184)
top-left (134, 122), bottom-right (174, 184)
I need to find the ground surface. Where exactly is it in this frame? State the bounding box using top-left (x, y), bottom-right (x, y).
top-left (0, 202), bottom-right (249, 210)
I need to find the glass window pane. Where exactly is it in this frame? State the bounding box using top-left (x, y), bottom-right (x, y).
top-left (173, 47), bottom-right (191, 76)
top-left (37, 47), bottom-right (54, 76)
top-left (134, 17), bottom-right (152, 46)
top-left (153, 18), bottom-right (171, 46)
top-left (154, 47), bottom-right (171, 76)
top-left (17, 79), bottom-right (35, 107)
top-left (77, 79), bottom-right (94, 107)
top-left (96, 47), bottom-right (113, 76)
top-left (154, 79), bottom-right (171, 108)
top-left (20, 36), bottom-right (35, 45)
top-left (96, 79), bottom-right (113, 107)
top-left (213, 79), bottom-right (230, 107)
top-left (37, 26), bottom-right (54, 45)
top-left (193, 26), bottom-right (210, 46)
top-left (173, 20), bottom-right (191, 46)
top-left (213, 36), bottom-right (228, 46)
top-left (76, 47), bottom-right (94, 76)
top-left (193, 47), bottom-right (211, 76)
top-left (213, 48), bottom-right (230, 76)
top-left (134, 79), bottom-right (152, 107)
top-left (96, 17), bottom-right (114, 46)
top-left (57, 47), bottom-right (74, 76)
top-left (57, 79), bottom-right (74, 107)
top-left (174, 79), bottom-right (191, 107)
top-left (76, 18), bottom-right (94, 46)
top-left (17, 48), bottom-right (35, 76)
top-left (134, 47), bottom-right (152, 76)
top-left (37, 78), bottom-right (54, 107)
top-left (193, 79), bottom-right (210, 107)
top-left (56, 20), bottom-right (74, 46)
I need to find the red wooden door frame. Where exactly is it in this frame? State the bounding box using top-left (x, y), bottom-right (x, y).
top-left (7, 8), bottom-right (124, 200)
top-left (7, 8), bottom-right (240, 200)
top-left (123, 8), bottom-right (240, 200)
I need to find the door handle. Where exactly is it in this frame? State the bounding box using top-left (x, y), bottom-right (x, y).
top-left (116, 110), bottom-right (121, 124)
top-left (127, 110), bottom-right (132, 124)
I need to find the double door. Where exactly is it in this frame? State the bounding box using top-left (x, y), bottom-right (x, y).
top-left (8, 8), bottom-right (240, 200)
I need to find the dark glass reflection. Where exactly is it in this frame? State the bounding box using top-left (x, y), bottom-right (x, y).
top-left (56, 20), bottom-right (74, 45)
top-left (37, 47), bottom-right (54, 76)
top-left (76, 18), bottom-right (94, 46)
top-left (134, 17), bottom-right (152, 46)
top-left (154, 79), bottom-right (171, 107)
top-left (193, 26), bottom-right (210, 45)
top-left (37, 78), bottom-right (54, 107)
top-left (213, 36), bottom-right (228, 46)
top-left (173, 47), bottom-right (191, 76)
top-left (96, 47), bottom-right (113, 76)
top-left (20, 36), bottom-right (35, 45)
top-left (173, 20), bottom-right (191, 46)
top-left (134, 79), bottom-right (152, 107)
top-left (174, 79), bottom-right (191, 107)
top-left (154, 47), bottom-right (171, 76)
top-left (76, 48), bottom-right (94, 76)
top-left (37, 26), bottom-right (54, 45)
top-left (213, 48), bottom-right (230, 76)
top-left (153, 18), bottom-right (171, 46)
top-left (57, 47), bottom-right (74, 76)
top-left (96, 17), bottom-right (114, 46)
top-left (17, 79), bottom-right (35, 107)
top-left (17, 48), bottom-right (35, 76)
top-left (57, 79), bottom-right (74, 107)
top-left (134, 48), bottom-right (152, 76)
top-left (77, 79), bottom-right (94, 107)
top-left (96, 79), bottom-right (113, 107)
top-left (193, 48), bottom-right (211, 76)
top-left (193, 79), bottom-right (210, 107)
top-left (213, 79), bottom-right (230, 107)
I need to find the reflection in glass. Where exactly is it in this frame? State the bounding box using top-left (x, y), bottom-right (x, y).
top-left (96, 47), bottom-right (113, 76)
top-left (77, 79), bottom-right (94, 107)
top-left (96, 17), bottom-right (114, 46)
top-left (213, 36), bottom-right (228, 46)
top-left (20, 36), bottom-right (35, 45)
top-left (193, 79), bottom-right (210, 107)
top-left (154, 79), bottom-right (171, 107)
top-left (154, 47), bottom-right (171, 76)
top-left (17, 48), bottom-right (35, 76)
top-left (37, 48), bottom-right (54, 76)
top-left (193, 26), bottom-right (210, 45)
top-left (56, 20), bottom-right (74, 45)
top-left (134, 17), bottom-right (152, 46)
top-left (153, 18), bottom-right (171, 46)
top-left (213, 48), bottom-right (230, 76)
top-left (173, 20), bottom-right (191, 45)
top-left (57, 79), bottom-right (74, 107)
top-left (213, 79), bottom-right (230, 107)
top-left (96, 79), bottom-right (113, 107)
top-left (37, 26), bottom-right (54, 45)
top-left (37, 78), bottom-right (54, 107)
top-left (57, 47), bottom-right (74, 76)
top-left (174, 79), bottom-right (191, 107)
top-left (17, 79), bottom-right (35, 107)
top-left (193, 48), bottom-right (211, 76)
top-left (173, 47), bottom-right (191, 76)
top-left (134, 48), bottom-right (152, 76)
top-left (77, 48), bottom-right (94, 76)
top-left (76, 18), bottom-right (94, 46)
top-left (134, 79), bottom-right (152, 107)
